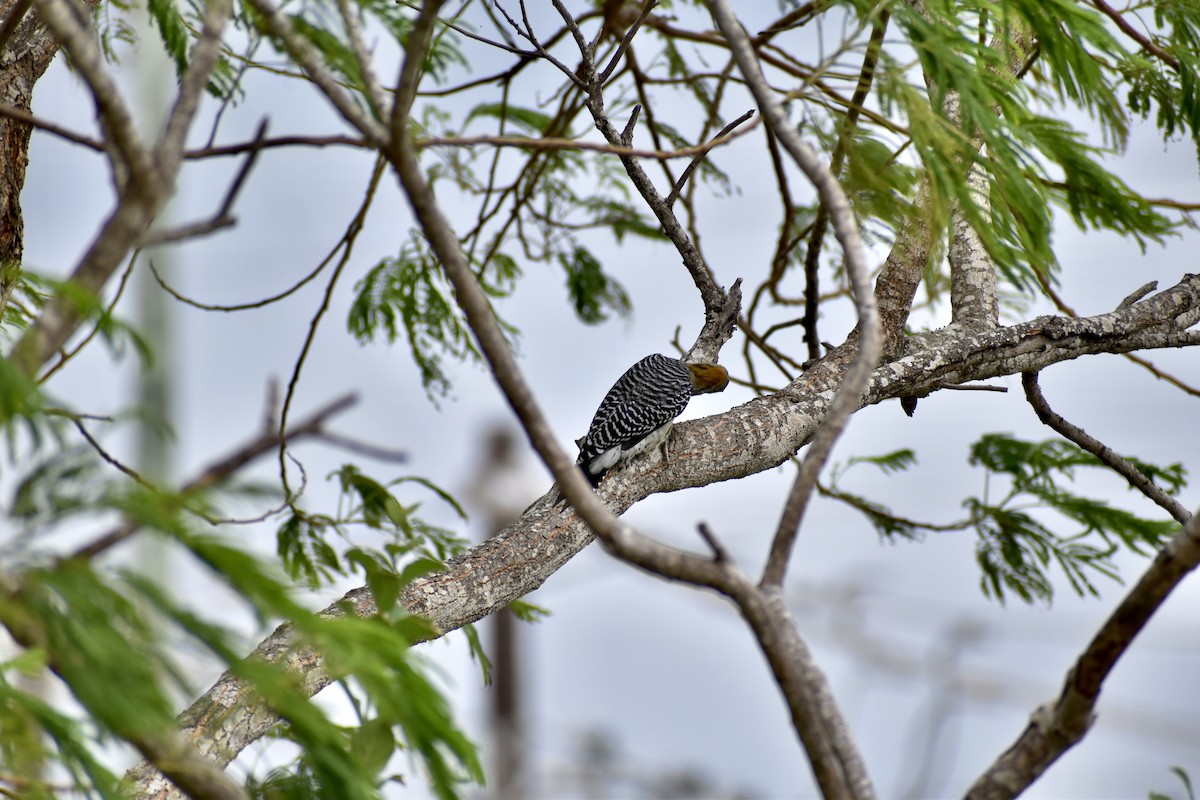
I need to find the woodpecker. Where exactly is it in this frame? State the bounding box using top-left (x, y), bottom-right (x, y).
top-left (575, 353), bottom-right (729, 486)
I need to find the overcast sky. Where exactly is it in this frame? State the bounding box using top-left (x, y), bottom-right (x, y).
top-left (17, 3), bottom-right (1200, 797)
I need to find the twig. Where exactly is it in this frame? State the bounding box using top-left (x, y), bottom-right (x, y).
top-left (664, 108), bottom-right (756, 208)
top-left (491, 0), bottom-right (586, 89)
top-left (185, 134), bottom-right (367, 158)
top-left (1090, 0), bottom-right (1180, 71)
top-left (37, 250), bottom-right (139, 385)
top-left (1021, 372), bottom-right (1191, 524)
top-left (148, 154), bottom-right (384, 312)
top-left (696, 522), bottom-right (731, 563)
top-left (138, 119), bottom-right (270, 247)
top-left (620, 104), bottom-right (640, 145)
top-left (1117, 280), bottom-right (1157, 309)
top-left (417, 129), bottom-right (758, 158)
top-left (597, 0), bottom-right (658, 84)
top-left (799, 13), bottom-right (888, 360)
top-left (939, 383), bottom-right (1007, 393)
top-left (0, 102), bottom-right (105, 151)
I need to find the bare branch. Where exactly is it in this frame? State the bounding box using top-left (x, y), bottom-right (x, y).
top-left (597, 0), bottom-right (657, 84)
top-left (1021, 372), bottom-right (1191, 524)
top-left (965, 503), bottom-right (1200, 799)
top-left (490, 0), bottom-right (586, 89)
top-left (139, 119), bottom-right (269, 247)
top-left (664, 108), bottom-right (756, 208)
top-left (0, 102), bottom-right (105, 151)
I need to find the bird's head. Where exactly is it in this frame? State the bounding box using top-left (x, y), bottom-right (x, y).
top-left (686, 362), bottom-right (730, 394)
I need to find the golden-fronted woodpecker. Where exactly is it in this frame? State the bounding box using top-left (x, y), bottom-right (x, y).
top-left (575, 354), bottom-right (729, 486)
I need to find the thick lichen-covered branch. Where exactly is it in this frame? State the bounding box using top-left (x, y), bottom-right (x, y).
top-left (127, 272), bottom-right (1200, 797)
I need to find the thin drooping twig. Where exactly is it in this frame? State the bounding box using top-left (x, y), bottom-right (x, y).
top-left (1021, 372), bottom-right (1191, 524)
top-left (965, 502), bottom-right (1200, 799)
top-left (277, 155), bottom-right (387, 502)
top-left (148, 151), bottom-right (387, 313)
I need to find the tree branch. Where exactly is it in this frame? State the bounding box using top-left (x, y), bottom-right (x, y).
top-left (965, 502), bottom-right (1200, 799)
top-left (1021, 372), bottom-right (1191, 524)
top-left (1090, 0), bottom-right (1180, 72)
top-left (9, 0), bottom-right (234, 376)
top-left (121, 272), bottom-right (1199, 798)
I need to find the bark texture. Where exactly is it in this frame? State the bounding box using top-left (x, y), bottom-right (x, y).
top-left (0, 0), bottom-right (58, 313)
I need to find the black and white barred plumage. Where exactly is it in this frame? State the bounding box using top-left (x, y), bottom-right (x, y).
top-left (576, 354), bottom-right (729, 485)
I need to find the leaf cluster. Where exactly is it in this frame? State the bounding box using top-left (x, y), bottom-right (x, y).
top-left (0, 404), bottom-right (485, 798)
top-left (825, 435), bottom-right (1184, 605)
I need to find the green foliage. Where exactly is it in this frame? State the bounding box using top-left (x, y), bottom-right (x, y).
top-left (875, 0), bottom-right (1177, 291)
top-left (559, 246), bottom-right (632, 324)
top-left (0, 662), bottom-right (122, 799)
top-left (823, 449), bottom-right (924, 540)
top-left (278, 465), bottom-right (468, 592)
top-left (968, 435), bottom-right (1181, 604)
top-left (1125, 1), bottom-right (1200, 147)
top-left (826, 438), bottom-right (1184, 605)
top-left (508, 598), bottom-right (551, 623)
top-left (348, 236), bottom-right (495, 399)
top-left (1149, 766), bottom-right (1196, 800)
top-left (466, 102), bottom-right (557, 135)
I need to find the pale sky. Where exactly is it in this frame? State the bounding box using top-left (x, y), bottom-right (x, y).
top-left (17, 3), bottom-right (1200, 797)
